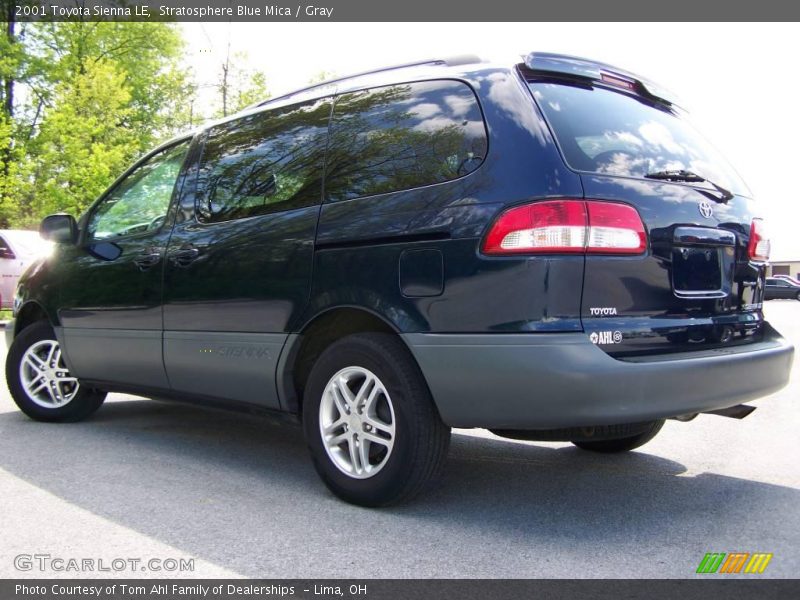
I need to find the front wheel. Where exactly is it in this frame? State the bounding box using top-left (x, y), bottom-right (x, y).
top-left (303, 333), bottom-right (450, 507)
top-left (6, 321), bottom-right (106, 422)
top-left (572, 420), bottom-right (665, 453)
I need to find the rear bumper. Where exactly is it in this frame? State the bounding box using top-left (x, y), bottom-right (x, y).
top-left (402, 324), bottom-right (794, 429)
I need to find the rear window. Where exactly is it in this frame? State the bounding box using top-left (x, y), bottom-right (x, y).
top-left (528, 81), bottom-right (748, 196)
top-left (325, 79), bottom-right (487, 202)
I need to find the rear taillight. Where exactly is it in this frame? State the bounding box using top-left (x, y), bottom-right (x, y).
top-left (585, 201), bottom-right (647, 254)
top-left (482, 200), bottom-right (587, 254)
top-left (747, 218), bottom-right (770, 262)
top-left (482, 199), bottom-right (646, 255)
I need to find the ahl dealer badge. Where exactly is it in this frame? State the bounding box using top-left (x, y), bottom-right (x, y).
top-left (589, 331), bottom-right (623, 345)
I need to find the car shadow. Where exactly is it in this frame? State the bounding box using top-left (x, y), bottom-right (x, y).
top-left (0, 398), bottom-right (797, 577)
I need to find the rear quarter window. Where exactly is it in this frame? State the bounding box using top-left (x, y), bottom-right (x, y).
top-left (325, 79), bottom-right (487, 202)
top-left (0, 235), bottom-right (14, 259)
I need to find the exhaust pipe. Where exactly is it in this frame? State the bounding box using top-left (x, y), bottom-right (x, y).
top-left (703, 404), bottom-right (757, 419)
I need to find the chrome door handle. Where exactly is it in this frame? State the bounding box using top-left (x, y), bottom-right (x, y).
top-left (171, 247), bottom-right (200, 267)
top-left (133, 251), bottom-right (162, 270)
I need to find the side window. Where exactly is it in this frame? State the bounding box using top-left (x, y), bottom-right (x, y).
top-left (88, 141), bottom-right (190, 241)
top-left (196, 98), bottom-right (331, 223)
top-left (325, 80), bottom-right (487, 202)
top-left (0, 236), bottom-right (14, 259)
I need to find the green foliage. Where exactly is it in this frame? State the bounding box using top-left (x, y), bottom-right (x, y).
top-left (0, 21), bottom-right (225, 228)
top-left (0, 21), bottom-right (273, 229)
top-left (29, 22), bottom-right (191, 144)
top-left (0, 115), bottom-right (18, 220)
top-left (212, 50), bottom-right (270, 118)
top-left (308, 70), bottom-right (337, 84)
top-left (21, 60), bottom-right (137, 225)
top-left (230, 70), bottom-right (269, 114)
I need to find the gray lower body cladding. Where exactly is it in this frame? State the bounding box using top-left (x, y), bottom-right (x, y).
top-left (402, 325), bottom-right (794, 429)
top-left (6, 317), bottom-right (792, 431)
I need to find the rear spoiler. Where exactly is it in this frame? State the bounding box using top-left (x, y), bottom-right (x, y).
top-left (520, 52), bottom-right (681, 108)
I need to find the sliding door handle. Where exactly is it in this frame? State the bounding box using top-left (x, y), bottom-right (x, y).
top-left (133, 250), bottom-right (162, 270)
top-left (171, 247), bottom-right (201, 267)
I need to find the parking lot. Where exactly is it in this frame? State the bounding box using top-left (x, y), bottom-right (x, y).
top-left (0, 301), bottom-right (798, 579)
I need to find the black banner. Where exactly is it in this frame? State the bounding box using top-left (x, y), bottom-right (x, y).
top-left (8, 0), bottom-right (800, 22)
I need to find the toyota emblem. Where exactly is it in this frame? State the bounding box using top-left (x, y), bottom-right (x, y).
top-left (698, 201), bottom-right (713, 219)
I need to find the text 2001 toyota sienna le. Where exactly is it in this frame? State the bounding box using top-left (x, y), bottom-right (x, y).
top-left (6, 53), bottom-right (793, 506)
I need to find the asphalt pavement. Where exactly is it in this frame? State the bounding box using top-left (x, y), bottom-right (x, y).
top-left (0, 302), bottom-right (798, 579)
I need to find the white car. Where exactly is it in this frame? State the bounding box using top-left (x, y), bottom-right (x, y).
top-left (0, 230), bottom-right (52, 310)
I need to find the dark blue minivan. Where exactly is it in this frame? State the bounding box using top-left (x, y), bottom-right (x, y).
top-left (6, 53), bottom-right (794, 505)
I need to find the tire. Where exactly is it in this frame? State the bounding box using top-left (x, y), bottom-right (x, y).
top-left (6, 321), bottom-right (106, 422)
top-left (796, 291), bottom-right (800, 301)
top-left (572, 419), bottom-right (665, 453)
top-left (302, 332), bottom-right (450, 507)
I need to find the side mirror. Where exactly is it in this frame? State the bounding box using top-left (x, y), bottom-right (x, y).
top-left (40, 213), bottom-right (78, 244)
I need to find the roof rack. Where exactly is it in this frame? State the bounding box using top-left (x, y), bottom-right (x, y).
top-left (248, 54), bottom-right (482, 110)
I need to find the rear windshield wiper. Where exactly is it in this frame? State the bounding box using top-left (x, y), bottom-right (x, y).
top-left (644, 169), bottom-right (733, 203)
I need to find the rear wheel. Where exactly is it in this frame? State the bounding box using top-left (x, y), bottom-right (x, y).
top-left (796, 291), bottom-right (800, 301)
top-left (303, 333), bottom-right (450, 507)
top-left (572, 420), bottom-right (665, 453)
top-left (6, 321), bottom-right (106, 422)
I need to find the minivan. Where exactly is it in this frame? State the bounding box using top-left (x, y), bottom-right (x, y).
top-left (6, 53), bottom-right (794, 506)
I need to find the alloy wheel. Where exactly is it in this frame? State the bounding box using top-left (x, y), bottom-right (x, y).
top-left (19, 340), bottom-right (79, 408)
top-left (318, 366), bottom-right (395, 479)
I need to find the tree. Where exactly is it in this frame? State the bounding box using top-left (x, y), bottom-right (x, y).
top-left (0, 6), bottom-right (19, 226)
top-left (1, 6), bottom-right (17, 119)
top-left (0, 114), bottom-right (19, 223)
top-left (0, 20), bottom-right (274, 228)
top-left (0, 21), bottom-right (190, 226)
top-left (18, 61), bottom-right (137, 224)
top-left (28, 22), bottom-right (191, 144)
top-left (213, 46), bottom-right (269, 118)
top-left (231, 70), bottom-right (269, 114)
top-left (308, 70), bottom-right (337, 85)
